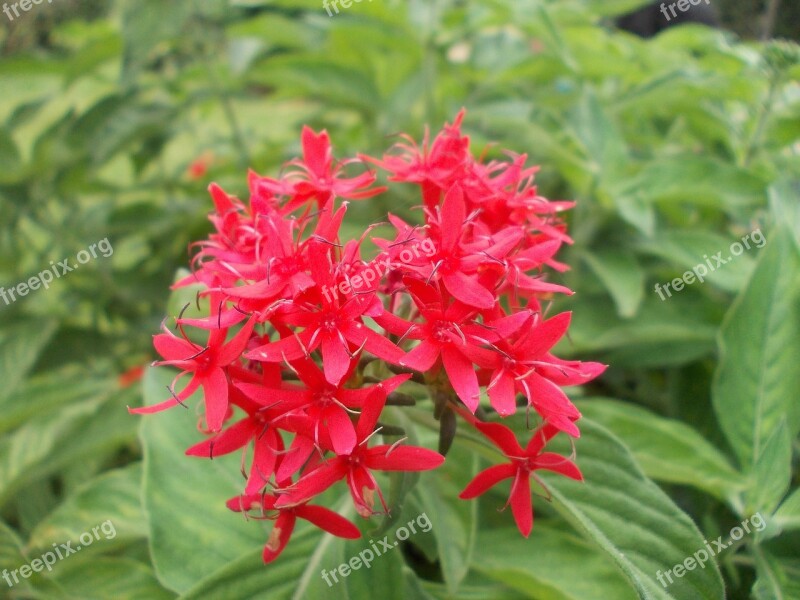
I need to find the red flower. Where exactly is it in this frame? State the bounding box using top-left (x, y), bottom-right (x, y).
top-left (134, 111), bottom-right (606, 560)
top-left (129, 300), bottom-right (255, 432)
top-left (184, 383), bottom-right (289, 494)
top-left (227, 490), bottom-right (361, 563)
top-left (237, 359), bottom-right (411, 457)
top-left (483, 312), bottom-right (606, 435)
top-left (118, 365), bottom-right (145, 388)
top-left (245, 240), bottom-right (404, 385)
top-left (377, 279), bottom-right (497, 411)
top-left (254, 126), bottom-right (385, 212)
top-left (364, 109), bottom-right (470, 208)
top-left (459, 420), bottom-right (582, 537)
top-left (275, 386), bottom-right (444, 517)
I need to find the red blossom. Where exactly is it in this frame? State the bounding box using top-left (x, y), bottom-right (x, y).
top-left (275, 385), bottom-right (444, 517)
top-left (459, 420), bottom-right (582, 537)
top-left (227, 490), bottom-right (361, 563)
top-left (132, 111), bottom-right (606, 562)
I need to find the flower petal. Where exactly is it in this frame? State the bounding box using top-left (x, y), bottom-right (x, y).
top-left (295, 505), bottom-right (361, 539)
top-left (128, 376), bottom-right (200, 415)
top-left (325, 406), bottom-right (357, 456)
top-left (533, 452), bottom-right (583, 481)
top-left (440, 184), bottom-right (465, 251)
top-left (509, 470), bottom-right (533, 538)
top-left (487, 370), bottom-right (517, 417)
top-left (201, 367), bottom-right (230, 432)
top-left (365, 445), bottom-right (445, 471)
top-left (321, 334), bottom-right (352, 385)
top-left (245, 429), bottom-right (280, 494)
top-left (458, 463), bottom-right (516, 499)
top-left (400, 339), bottom-right (441, 372)
top-left (473, 420), bottom-right (524, 456)
top-left (185, 418), bottom-right (258, 458)
top-left (262, 512), bottom-right (296, 564)
top-left (443, 271), bottom-right (495, 310)
top-left (276, 461), bottom-right (347, 508)
top-left (441, 346), bottom-right (480, 412)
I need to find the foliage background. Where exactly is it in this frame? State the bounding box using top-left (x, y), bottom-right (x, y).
top-left (0, 1), bottom-right (798, 599)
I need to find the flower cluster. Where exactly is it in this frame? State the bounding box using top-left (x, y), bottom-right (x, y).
top-left (131, 111), bottom-right (605, 561)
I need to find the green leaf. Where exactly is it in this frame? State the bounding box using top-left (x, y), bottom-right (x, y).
top-left (773, 488), bottom-right (800, 533)
top-left (638, 230), bottom-right (760, 294)
top-left (118, 0), bottom-right (193, 81)
top-left (561, 296), bottom-right (718, 368)
top-left (0, 399), bottom-right (104, 507)
top-left (0, 367), bottom-right (111, 435)
top-left (178, 514), bottom-right (408, 600)
top-left (576, 399), bottom-right (745, 503)
top-left (0, 319), bottom-right (58, 405)
top-left (748, 420), bottom-right (792, 515)
top-left (545, 419), bottom-right (726, 599)
top-left (0, 385), bottom-right (138, 506)
top-left (473, 525), bottom-right (637, 600)
top-left (28, 464), bottom-right (147, 552)
top-left (139, 367), bottom-right (264, 594)
top-left (622, 155), bottom-right (768, 210)
top-left (752, 548), bottom-right (800, 600)
top-left (417, 578), bottom-right (528, 600)
top-left (0, 518), bottom-right (62, 596)
top-left (582, 250), bottom-right (645, 318)
top-left (712, 226), bottom-right (800, 472)
top-left (0, 126), bottom-right (23, 184)
top-left (412, 450), bottom-right (477, 594)
top-left (53, 558), bottom-right (175, 600)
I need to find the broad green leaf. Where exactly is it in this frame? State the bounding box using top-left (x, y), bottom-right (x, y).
top-left (713, 226), bottom-right (800, 472)
top-left (118, 0), bottom-right (193, 80)
top-left (412, 449), bottom-right (477, 595)
top-left (0, 126), bottom-right (23, 184)
top-left (139, 367), bottom-right (264, 594)
top-left (0, 399), bottom-right (103, 507)
top-left (179, 514), bottom-right (408, 600)
top-left (0, 367), bottom-right (111, 435)
top-left (576, 399), bottom-right (744, 503)
top-left (621, 155), bottom-right (768, 210)
top-left (560, 295), bottom-right (718, 367)
top-left (0, 519), bottom-right (62, 596)
top-left (0, 386), bottom-right (138, 506)
top-left (28, 464), bottom-right (147, 552)
top-left (473, 526), bottom-right (636, 600)
top-left (545, 419), bottom-right (726, 600)
top-left (418, 579), bottom-right (528, 600)
top-left (582, 250), bottom-right (645, 318)
top-left (53, 558), bottom-right (175, 600)
top-left (752, 548), bottom-right (800, 600)
top-left (773, 489), bottom-right (800, 533)
top-left (0, 319), bottom-right (57, 405)
top-left (748, 420), bottom-right (792, 516)
top-left (250, 56), bottom-right (381, 117)
top-left (638, 230), bottom-right (761, 294)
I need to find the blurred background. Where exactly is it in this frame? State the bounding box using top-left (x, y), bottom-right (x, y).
top-left (0, 1), bottom-right (798, 599)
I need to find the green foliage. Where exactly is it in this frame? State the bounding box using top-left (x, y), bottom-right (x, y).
top-left (0, 0), bottom-right (797, 598)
